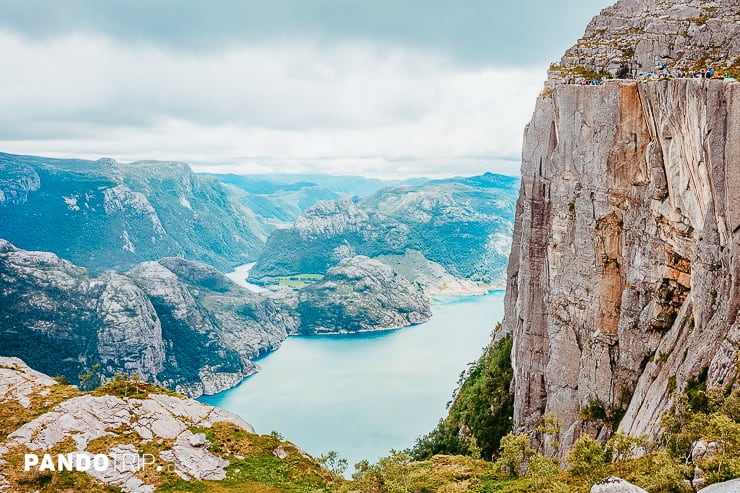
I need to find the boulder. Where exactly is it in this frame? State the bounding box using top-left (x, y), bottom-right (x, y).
top-left (699, 478), bottom-right (740, 492)
top-left (591, 476), bottom-right (648, 493)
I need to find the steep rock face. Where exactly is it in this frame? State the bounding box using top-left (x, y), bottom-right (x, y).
top-left (504, 78), bottom-right (739, 453)
top-left (549, 0), bottom-right (740, 83)
top-left (0, 239), bottom-right (164, 382)
top-left (295, 256), bottom-right (432, 334)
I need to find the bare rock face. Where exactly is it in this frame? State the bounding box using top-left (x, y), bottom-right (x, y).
top-left (504, 78), bottom-right (739, 453)
top-left (0, 357), bottom-right (58, 408)
top-left (548, 0), bottom-right (740, 84)
top-left (0, 357), bottom-right (253, 492)
top-left (699, 478), bottom-right (740, 493)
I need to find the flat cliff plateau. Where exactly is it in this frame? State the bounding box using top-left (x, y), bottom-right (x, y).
top-left (503, 77), bottom-right (739, 453)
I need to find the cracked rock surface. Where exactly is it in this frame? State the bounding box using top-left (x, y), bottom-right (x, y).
top-left (0, 357), bottom-right (253, 493)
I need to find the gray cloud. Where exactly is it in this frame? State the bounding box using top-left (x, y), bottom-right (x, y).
top-left (0, 1), bottom-right (615, 178)
top-left (0, 1), bottom-right (614, 66)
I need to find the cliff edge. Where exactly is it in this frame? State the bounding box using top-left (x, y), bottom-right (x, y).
top-left (504, 0), bottom-right (739, 456)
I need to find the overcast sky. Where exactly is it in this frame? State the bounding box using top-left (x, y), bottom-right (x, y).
top-left (0, 1), bottom-right (613, 178)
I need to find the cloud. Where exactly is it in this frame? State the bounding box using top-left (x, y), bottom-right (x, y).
top-left (0, 0), bottom-right (615, 66)
top-left (0, 30), bottom-right (543, 178)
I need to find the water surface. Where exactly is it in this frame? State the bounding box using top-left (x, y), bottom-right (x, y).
top-left (200, 292), bottom-right (504, 468)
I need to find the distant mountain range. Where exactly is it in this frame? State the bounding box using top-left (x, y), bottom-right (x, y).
top-left (250, 172), bottom-right (519, 286)
top-left (0, 151), bottom-right (519, 394)
top-left (0, 153), bottom-right (265, 273)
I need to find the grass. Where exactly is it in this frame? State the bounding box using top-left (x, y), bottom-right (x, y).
top-left (187, 423), bottom-right (335, 492)
top-left (256, 274), bottom-right (325, 289)
top-left (91, 377), bottom-right (182, 399)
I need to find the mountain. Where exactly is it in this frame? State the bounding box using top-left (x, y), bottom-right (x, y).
top-left (249, 173), bottom-right (519, 287)
top-left (221, 172), bottom-right (419, 196)
top-left (203, 173), bottom-right (434, 235)
top-left (499, 0), bottom-right (739, 456)
top-left (0, 153), bottom-right (265, 273)
top-left (292, 256), bottom-right (432, 335)
top-left (0, 239), bottom-right (291, 397)
top-left (0, 241), bottom-right (430, 396)
top-left (204, 174), bottom-right (343, 234)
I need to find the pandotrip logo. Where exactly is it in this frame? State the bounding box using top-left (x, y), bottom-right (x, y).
top-left (24, 452), bottom-right (159, 473)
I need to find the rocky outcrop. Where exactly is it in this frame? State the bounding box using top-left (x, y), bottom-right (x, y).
top-left (294, 256), bottom-right (432, 334)
top-left (0, 357), bottom-right (335, 493)
top-left (506, 78), bottom-right (739, 450)
top-left (0, 357), bottom-right (251, 492)
top-left (699, 478), bottom-right (740, 492)
top-left (549, 0), bottom-right (740, 84)
top-left (503, 0), bottom-right (739, 455)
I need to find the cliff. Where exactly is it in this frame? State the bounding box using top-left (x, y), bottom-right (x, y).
top-left (548, 0), bottom-right (740, 84)
top-left (0, 240), bottom-right (291, 397)
top-left (504, 0), bottom-right (739, 455)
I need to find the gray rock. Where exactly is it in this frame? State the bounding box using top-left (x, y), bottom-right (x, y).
top-left (160, 430), bottom-right (230, 481)
top-left (0, 240), bottom-right (291, 397)
top-left (504, 77), bottom-right (739, 454)
top-left (0, 357), bottom-right (58, 408)
top-left (273, 446), bottom-right (288, 459)
top-left (547, 0), bottom-right (739, 86)
top-left (591, 476), bottom-right (648, 493)
top-left (699, 478), bottom-right (740, 492)
top-left (0, 360), bottom-right (254, 491)
top-left (189, 433), bottom-right (208, 448)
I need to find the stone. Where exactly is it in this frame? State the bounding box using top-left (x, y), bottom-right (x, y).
top-left (160, 430), bottom-right (230, 481)
top-left (0, 361), bottom-right (255, 491)
top-left (0, 357), bottom-right (58, 408)
top-left (699, 478), bottom-right (740, 492)
top-left (591, 476), bottom-right (648, 493)
top-left (273, 446), bottom-right (288, 459)
top-left (189, 433), bottom-right (208, 448)
top-left (547, 0), bottom-right (740, 86)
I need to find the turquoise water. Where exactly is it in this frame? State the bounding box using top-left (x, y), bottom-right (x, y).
top-left (200, 292), bottom-right (504, 469)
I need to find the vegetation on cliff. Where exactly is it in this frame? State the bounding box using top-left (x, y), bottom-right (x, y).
top-left (409, 330), bottom-right (514, 461)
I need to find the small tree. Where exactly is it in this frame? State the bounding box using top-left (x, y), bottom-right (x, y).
top-left (566, 435), bottom-right (608, 484)
top-left (79, 363), bottom-right (102, 391)
top-left (494, 433), bottom-right (534, 478)
top-left (376, 449), bottom-right (412, 493)
top-left (318, 450), bottom-right (348, 492)
top-left (527, 453), bottom-right (560, 489)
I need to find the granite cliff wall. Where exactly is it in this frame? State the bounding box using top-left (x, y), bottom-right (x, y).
top-left (503, 77), bottom-right (739, 453)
